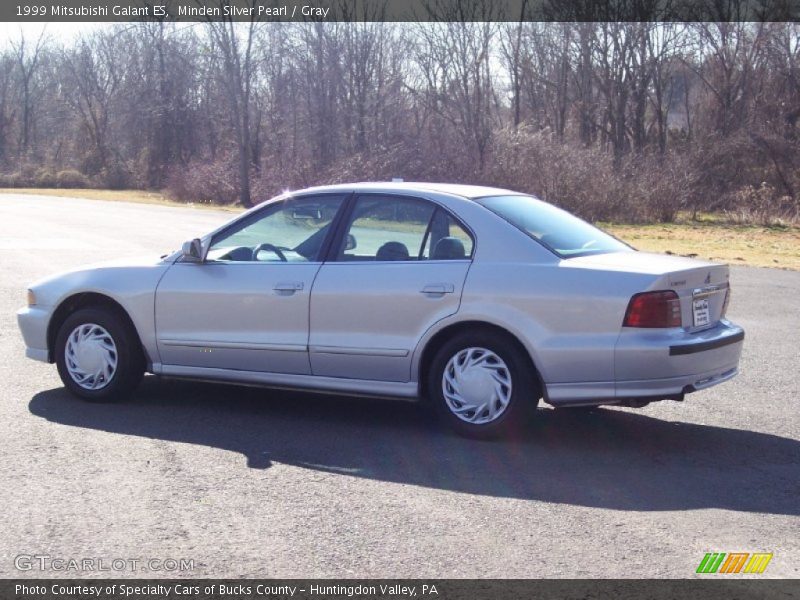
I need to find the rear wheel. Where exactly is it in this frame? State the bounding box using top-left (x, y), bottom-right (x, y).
top-left (427, 331), bottom-right (539, 439)
top-left (55, 307), bottom-right (144, 401)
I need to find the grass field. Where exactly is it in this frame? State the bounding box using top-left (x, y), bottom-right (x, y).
top-left (0, 187), bottom-right (241, 212)
top-left (602, 221), bottom-right (800, 270)
top-left (2, 187), bottom-right (799, 270)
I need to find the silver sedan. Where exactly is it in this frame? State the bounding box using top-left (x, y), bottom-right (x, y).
top-left (17, 182), bottom-right (744, 438)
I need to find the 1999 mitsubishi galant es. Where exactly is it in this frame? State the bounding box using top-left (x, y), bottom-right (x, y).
top-left (17, 182), bottom-right (744, 437)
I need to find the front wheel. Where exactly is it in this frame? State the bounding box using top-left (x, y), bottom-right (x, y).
top-left (55, 307), bottom-right (144, 401)
top-left (427, 331), bottom-right (539, 439)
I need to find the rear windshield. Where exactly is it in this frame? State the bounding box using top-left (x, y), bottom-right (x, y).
top-left (476, 195), bottom-right (632, 258)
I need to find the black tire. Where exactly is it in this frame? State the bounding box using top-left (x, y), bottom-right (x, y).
top-left (55, 307), bottom-right (144, 402)
top-left (427, 331), bottom-right (540, 439)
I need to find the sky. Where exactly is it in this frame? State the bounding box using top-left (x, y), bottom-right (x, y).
top-left (0, 22), bottom-right (109, 48)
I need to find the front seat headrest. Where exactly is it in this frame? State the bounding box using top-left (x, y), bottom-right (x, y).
top-left (376, 241), bottom-right (410, 261)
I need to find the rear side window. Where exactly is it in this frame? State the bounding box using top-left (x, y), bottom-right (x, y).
top-left (422, 210), bottom-right (474, 260)
top-left (337, 195), bottom-right (435, 261)
top-left (477, 195), bottom-right (631, 258)
top-left (335, 196), bottom-right (474, 262)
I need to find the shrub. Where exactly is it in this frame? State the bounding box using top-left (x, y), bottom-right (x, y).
top-left (97, 161), bottom-right (131, 190)
top-left (725, 183), bottom-right (800, 227)
top-left (166, 158), bottom-right (238, 205)
top-left (34, 167), bottom-right (57, 188)
top-left (55, 169), bottom-right (90, 188)
top-left (0, 172), bottom-right (23, 187)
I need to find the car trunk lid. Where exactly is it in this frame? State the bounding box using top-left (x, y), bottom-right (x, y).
top-left (564, 251), bottom-right (730, 329)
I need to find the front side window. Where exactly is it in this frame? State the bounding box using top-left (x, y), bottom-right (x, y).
top-left (477, 195), bottom-right (631, 258)
top-left (208, 194), bottom-right (346, 262)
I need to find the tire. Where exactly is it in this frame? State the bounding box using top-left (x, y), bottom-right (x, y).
top-left (427, 331), bottom-right (539, 439)
top-left (55, 307), bottom-right (144, 402)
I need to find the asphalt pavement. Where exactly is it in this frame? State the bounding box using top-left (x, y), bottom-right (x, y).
top-left (0, 193), bottom-right (797, 578)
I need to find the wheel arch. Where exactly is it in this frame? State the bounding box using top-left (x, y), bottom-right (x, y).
top-left (47, 292), bottom-right (147, 365)
top-left (416, 320), bottom-right (544, 399)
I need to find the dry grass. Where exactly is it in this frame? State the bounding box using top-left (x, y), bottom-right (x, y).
top-left (2, 188), bottom-right (798, 270)
top-left (603, 221), bottom-right (800, 270)
top-left (0, 188), bottom-right (241, 212)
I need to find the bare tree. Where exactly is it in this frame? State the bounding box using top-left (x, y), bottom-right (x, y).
top-left (11, 28), bottom-right (47, 157)
top-left (206, 5), bottom-right (260, 207)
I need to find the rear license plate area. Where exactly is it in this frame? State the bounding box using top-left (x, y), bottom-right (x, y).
top-left (693, 298), bottom-right (710, 327)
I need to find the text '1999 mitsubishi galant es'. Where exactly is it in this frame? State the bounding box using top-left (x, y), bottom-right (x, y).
top-left (17, 182), bottom-right (744, 438)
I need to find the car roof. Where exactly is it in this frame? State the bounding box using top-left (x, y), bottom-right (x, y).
top-left (292, 181), bottom-right (523, 200)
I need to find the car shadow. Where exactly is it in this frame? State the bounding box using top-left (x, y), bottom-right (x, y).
top-left (29, 376), bottom-right (799, 515)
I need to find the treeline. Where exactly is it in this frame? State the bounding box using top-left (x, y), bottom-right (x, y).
top-left (1, 18), bottom-right (800, 224)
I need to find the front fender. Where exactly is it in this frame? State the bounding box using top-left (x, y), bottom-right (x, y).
top-left (30, 260), bottom-right (170, 367)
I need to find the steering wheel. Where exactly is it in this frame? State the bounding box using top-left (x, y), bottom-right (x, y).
top-left (251, 243), bottom-right (288, 262)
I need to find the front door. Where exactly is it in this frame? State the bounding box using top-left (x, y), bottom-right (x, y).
top-left (309, 194), bottom-right (474, 382)
top-left (155, 194), bottom-right (347, 374)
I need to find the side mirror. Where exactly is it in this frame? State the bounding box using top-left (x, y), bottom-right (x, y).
top-left (345, 233), bottom-right (357, 251)
top-left (181, 238), bottom-right (203, 262)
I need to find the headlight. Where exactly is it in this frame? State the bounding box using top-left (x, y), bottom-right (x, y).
top-left (27, 289), bottom-right (36, 307)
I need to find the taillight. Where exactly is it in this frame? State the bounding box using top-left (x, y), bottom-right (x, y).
top-left (623, 290), bottom-right (682, 328)
top-left (721, 288), bottom-right (730, 318)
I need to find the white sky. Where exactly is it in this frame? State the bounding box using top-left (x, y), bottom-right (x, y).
top-left (0, 22), bottom-right (110, 47)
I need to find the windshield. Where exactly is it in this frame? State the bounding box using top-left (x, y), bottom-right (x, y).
top-left (476, 195), bottom-right (632, 258)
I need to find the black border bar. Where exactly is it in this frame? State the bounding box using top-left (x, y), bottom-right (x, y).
top-left (5, 0), bottom-right (800, 23)
top-left (2, 579), bottom-right (799, 600)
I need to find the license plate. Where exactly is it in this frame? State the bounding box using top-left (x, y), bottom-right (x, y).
top-left (693, 298), bottom-right (710, 327)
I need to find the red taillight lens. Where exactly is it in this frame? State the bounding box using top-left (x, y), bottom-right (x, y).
top-left (623, 290), bottom-right (682, 328)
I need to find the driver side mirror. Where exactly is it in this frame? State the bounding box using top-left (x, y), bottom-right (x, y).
top-left (344, 233), bottom-right (357, 251)
top-left (181, 238), bottom-right (203, 262)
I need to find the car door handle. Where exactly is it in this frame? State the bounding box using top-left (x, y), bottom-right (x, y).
top-left (273, 282), bottom-right (304, 293)
top-left (420, 283), bottom-right (455, 295)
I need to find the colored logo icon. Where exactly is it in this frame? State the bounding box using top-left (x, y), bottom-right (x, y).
top-left (696, 553), bottom-right (773, 574)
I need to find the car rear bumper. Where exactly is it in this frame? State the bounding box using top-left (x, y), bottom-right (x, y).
top-left (17, 306), bottom-right (51, 363)
top-left (545, 320), bottom-right (744, 406)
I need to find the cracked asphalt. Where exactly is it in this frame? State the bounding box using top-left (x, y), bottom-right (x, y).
top-left (0, 193), bottom-right (797, 578)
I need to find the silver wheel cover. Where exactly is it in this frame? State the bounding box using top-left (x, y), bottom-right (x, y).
top-left (64, 323), bottom-right (118, 390)
top-left (442, 347), bottom-right (513, 424)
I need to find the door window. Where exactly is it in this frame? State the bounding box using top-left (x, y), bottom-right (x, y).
top-left (337, 195), bottom-right (436, 261)
top-left (208, 194), bottom-right (346, 262)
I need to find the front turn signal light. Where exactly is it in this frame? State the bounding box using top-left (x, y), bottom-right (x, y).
top-left (27, 289), bottom-right (36, 307)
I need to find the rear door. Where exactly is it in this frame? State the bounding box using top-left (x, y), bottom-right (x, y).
top-left (309, 194), bottom-right (474, 382)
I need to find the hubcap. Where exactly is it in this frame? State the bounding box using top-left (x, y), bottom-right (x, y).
top-left (442, 347), bottom-right (512, 424)
top-left (64, 323), bottom-right (118, 390)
